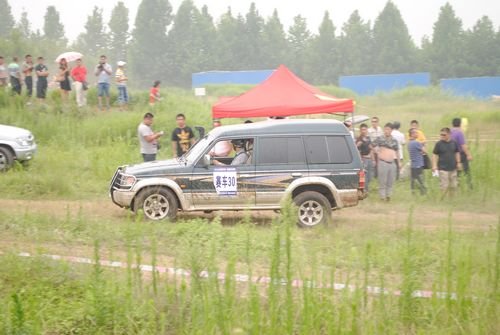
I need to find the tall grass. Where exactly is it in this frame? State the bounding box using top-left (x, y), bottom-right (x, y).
top-left (0, 201), bottom-right (498, 333)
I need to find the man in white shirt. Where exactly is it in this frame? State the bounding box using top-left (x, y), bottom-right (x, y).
top-left (138, 113), bottom-right (164, 162)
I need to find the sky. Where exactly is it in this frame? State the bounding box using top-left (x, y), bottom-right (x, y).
top-left (9, 0), bottom-right (500, 45)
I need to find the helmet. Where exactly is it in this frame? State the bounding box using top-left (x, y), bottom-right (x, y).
top-left (231, 139), bottom-right (246, 148)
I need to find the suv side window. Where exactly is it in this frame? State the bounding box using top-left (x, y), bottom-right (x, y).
top-left (304, 135), bottom-right (352, 164)
top-left (257, 137), bottom-right (306, 164)
top-left (326, 136), bottom-right (352, 163)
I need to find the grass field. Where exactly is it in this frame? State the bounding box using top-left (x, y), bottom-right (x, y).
top-left (0, 86), bottom-right (499, 334)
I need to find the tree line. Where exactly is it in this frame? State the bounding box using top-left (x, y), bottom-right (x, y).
top-left (1, 0), bottom-right (499, 88)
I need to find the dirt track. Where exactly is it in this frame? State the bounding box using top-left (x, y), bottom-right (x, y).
top-left (0, 198), bottom-right (496, 232)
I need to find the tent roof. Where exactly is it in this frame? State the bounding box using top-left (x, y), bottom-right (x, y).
top-left (212, 65), bottom-right (354, 119)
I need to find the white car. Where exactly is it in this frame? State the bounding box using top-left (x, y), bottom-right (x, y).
top-left (0, 124), bottom-right (37, 171)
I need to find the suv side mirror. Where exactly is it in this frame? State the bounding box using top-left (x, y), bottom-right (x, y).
top-left (201, 154), bottom-right (211, 167)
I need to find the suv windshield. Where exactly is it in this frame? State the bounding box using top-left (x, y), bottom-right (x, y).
top-left (183, 135), bottom-right (213, 163)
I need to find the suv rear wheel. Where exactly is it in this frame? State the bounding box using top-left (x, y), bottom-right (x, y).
top-left (0, 147), bottom-right (14, 172)
top-left (293, 191), bottom-right (331, 228)
top-left (134, 187), bottom-right (178, 220)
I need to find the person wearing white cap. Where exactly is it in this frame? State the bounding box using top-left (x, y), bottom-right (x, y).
top-left (115, 61), bottom-right (128, 110)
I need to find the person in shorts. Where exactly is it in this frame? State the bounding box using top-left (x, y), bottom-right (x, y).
top-left (35, 57), bottom-right (49, 101)
top-left (432, 127), bottom-right (461, 198)
top-left (94, 55), bottom-right (112, 110)
top-left (58, 58), bottom-right (71, 102)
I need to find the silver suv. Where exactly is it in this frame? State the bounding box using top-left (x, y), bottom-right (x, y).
top-left (110, 119), bottom-right (365, 227)
top-left (0, 124), bottom-right (37, 171)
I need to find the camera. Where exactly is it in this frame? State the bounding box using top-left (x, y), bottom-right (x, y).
top-left (98, 64), bottom-right (104, 70)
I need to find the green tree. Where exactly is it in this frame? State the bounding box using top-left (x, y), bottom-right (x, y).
top-left (215, 8), bottom-right (246, 70)
top-left (242, 3), bottom-right (265, 69)
top-left (16, 10), bottom-right (31, 38)
top-left (463, 16), bottom-right (498, 76)
top-left (372, 1), bottom-right (416, 73)
top-left (109, 1), bottom-right (129, 63)
top-left (338, 10), bottom-right (373, 75)
top-left (43, 5), bottom-right (66, 43)
top-left (428, 2), bottom-right (467, 79)
top-left (165, 0), bottom-right (202, 86)
top-left (307, 11), bottom-right (338, 84)
top-left (0, 0), bottom-right (15, 37)
top-left (76, 7), bottom-right (107, 57)
top-left (287, 15), bottom-right (312, 77)
top-left (130, 0), bottom-right (172, 87)
top-left (261, 9), bottom-right (288, 69)
top-left (195, 5), bottom-right (217, 71)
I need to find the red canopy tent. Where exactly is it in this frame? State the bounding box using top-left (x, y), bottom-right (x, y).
top-left (212, 65), bottom-right (354, 119)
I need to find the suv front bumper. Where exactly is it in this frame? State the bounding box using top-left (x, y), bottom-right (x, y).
top-left (14, 143), bottom-right (37, 161)
top-left (111, 190), bottom-right (135, 208)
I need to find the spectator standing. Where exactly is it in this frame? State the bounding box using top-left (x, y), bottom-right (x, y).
top-left (115, 61), bottom-right (128, 110)
top-left (356, 123), bottom-right (374, 193)
top-left (407, 128), bottom-right (427, 195)
top-left (8, 57), bottom-right (22, 95)
top-left (368, 116), bottom-right (383, 177)
top-left (373, 123), bottom-right (399, 201)
top-left (391, 121), bottom-right (406, 162)
top-left (409, 120), bottom-right (426, 143)
top-left (149, 80), bottom-right (161, 106)
top-left (71, 59), bottom-right (87, 107)
top-left (138, 113), bottom-right (164, 162)
top-left (171, 113), bottom-right (195, 158)
top-left (22, 55), bottom-right (34, 98)
top-left (58, 58), bottom-right (71, 102)
top-left (0, 56), bottom-right (8, 87)
top-left (450, 118), bottom-right (473, 189)
top-left (35, 57), bottom-right (49, 101)
top-left (432, 127), bottom-right (461, 198)
top-left (368, 116), bottom-right (383, 142)
top-left (95, 55), bottom-right (112, 110)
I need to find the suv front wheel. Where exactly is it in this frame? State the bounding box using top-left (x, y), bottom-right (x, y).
top-left (294, 191), bottom-right (331, 228)
top-left (0, 147), bottom-right (14, 172)
top-left (134, 187), bottom-right (178, 220)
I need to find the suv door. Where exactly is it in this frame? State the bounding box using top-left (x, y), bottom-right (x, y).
top-left (254, 136), bottom-right (308, 207)
top-left (190, 138), bottom-right (256, 209)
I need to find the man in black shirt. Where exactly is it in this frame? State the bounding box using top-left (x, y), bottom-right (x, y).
top-left (35, 57), bottom-right (49, 101)
top-left (432, 127), bottom-right (461, 197)
top-left (171, 113), bottom-right (195, 158)
top-left (356, 123), bottom-right (374, 193)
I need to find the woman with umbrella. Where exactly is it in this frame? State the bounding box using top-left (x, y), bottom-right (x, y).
top-left (55, 52), bottom-right (82, 103)
top-left (57, 58), bottom-right (71, 102)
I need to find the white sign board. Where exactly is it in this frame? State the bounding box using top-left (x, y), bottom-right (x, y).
top-left (213, 167), bottom-right (237, 196)
top-left (194, 87), bottom-right (206, 96)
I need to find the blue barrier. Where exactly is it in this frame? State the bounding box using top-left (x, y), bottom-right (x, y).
top-left (339, 73), bottom-right (431, 95)
top-left (440, 77), bottom-right (500, 99)
top-left (192, 70), bottom-right (274, 87)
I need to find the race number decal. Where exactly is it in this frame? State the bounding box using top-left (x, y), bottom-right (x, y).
top-left (213, 167), bottom-right (237, 196)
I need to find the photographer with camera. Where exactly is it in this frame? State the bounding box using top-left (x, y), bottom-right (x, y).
top-left (94, 55), bottom-right (112, 111)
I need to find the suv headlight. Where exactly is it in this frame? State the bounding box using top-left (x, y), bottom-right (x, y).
top-left (16, 137), bottom-right (31, 146)
top-left (120, 174), bottom-right (137, 188)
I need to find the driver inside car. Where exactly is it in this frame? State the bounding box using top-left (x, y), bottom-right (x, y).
top-left (212, 139), bottom-right (249, 166)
